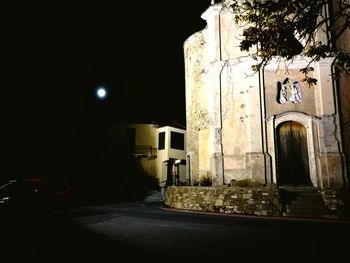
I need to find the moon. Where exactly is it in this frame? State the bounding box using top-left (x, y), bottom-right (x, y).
top-left (96, 87), bottom-right (107, 99)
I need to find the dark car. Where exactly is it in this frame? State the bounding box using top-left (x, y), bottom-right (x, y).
top-left (0, 177), bottom-right (76, 220)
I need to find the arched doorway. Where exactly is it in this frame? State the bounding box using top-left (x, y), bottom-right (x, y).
top-left (276, 121), bottom-right (312, 186)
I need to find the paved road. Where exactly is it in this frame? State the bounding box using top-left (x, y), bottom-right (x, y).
top-left (2, 191), bottom-right (349, 262)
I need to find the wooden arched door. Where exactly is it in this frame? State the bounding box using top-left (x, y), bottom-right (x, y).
top-left (277, 121), bottom-right (312, 186)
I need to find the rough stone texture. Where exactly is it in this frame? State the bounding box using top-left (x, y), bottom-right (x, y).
top-left (320, 189), bottom-right (350, 219)
top-left (165, 186), bottom-right (350, 220)
top-left (184, 31), bottom-right (206, 184)
top-left (165, 186), bottom-right (282, 216)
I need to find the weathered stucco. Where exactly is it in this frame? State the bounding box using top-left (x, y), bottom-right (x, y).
top-left (337, 23), bottom-right (350, 183)
top-left (264, 68), bottom-right (317, 118)
top-left (184, 1), bottom-right (349, 189)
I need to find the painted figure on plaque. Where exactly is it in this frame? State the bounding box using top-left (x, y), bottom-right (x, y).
top-left (277, 78), bottom-right (302, 104)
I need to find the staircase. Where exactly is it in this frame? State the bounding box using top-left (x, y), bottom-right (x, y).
top-left (280, 186), bottom-right (327, 219)
top-left (338, 194), bottom-right (350, 220)
top-left (143, 190), bottom-right (164, 205)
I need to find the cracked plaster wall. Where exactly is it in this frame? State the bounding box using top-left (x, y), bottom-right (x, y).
top-left (184, 0), bottom-right (349, 188)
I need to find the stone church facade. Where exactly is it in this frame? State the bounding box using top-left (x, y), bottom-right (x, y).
top-left (184, 0), bottom-right (349, 191)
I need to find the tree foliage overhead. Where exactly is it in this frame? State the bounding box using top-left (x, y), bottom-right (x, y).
top-left (230, 0), bottom-right (350, 86)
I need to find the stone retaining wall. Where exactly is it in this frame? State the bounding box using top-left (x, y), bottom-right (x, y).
top-left (165, 186), bottom-right (350, 220)
top-left (320, 189), bottom-right (350, 219)
top-left (165, 186), bottom-right (282, 217)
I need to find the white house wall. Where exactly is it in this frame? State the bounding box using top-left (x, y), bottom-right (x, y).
top-left (156, 126), bottom-right (187, 185)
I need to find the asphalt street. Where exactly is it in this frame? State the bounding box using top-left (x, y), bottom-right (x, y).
top-left (2, 191), bottom-right (349, 263)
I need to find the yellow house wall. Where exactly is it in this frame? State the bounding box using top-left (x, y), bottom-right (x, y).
top-left (127, 124), bottom-right (157, 147)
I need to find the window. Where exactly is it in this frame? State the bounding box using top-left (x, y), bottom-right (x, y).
top-left (170, 131), bottom-right (184, 150)
top-left (158, 132), bottom-right (165, 150)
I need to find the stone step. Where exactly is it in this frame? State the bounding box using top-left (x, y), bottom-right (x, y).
top-left (283, 212), bottom-right (325, 218)
top-left (339, 205), bottom-right (350, 215)
top-left (287, 205), bottom-right (325, 210)
top-left (287, 196), bottom-right (325, 208)
top-left (280, 186), bottom-right (329, 218)
top-left (286, 207), bottom-right (326, 214)
top-left (280, 186), bottom-right (318, 192)
top-left (287, 203), bottom-right (326, 209)
top-left (143, 191), bottom-right (163, 203)
top-left (288, 199), bottom-right (324, 206)
top-left (287, 204), bottom-right (325, 209)
top-left (297, 192), bottom-right (323, 196)
top-left (293, 196), bottom-right (324, 202)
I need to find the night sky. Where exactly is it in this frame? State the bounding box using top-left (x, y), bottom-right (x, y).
top-left (3, 1), bottom-right (211, 181)
top-left (74, 1), bottom-right (209, 125)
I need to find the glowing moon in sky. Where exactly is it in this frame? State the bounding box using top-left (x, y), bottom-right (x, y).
top-left (96, 87), bottom-right (107, 99)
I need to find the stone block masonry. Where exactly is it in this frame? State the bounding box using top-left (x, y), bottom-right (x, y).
top-left (165, 186), bottom-right (350, 220)
top-left (165, 186), bottom-right (282, 217)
